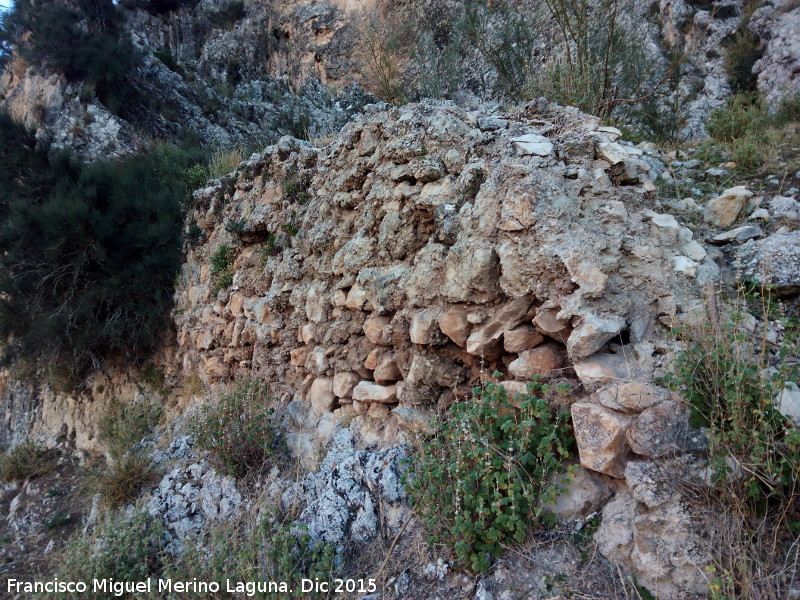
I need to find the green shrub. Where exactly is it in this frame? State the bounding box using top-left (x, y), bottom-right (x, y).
top-left (706, 93), bottom-right (770, 143)
top-left (0, 115), bottom-right (188, 386)
top-left (665, 290), bottom-right (799, 509)
top-left (0, 439), bottom-right (58, 482)
top-left (0, 0), bottom-right (141, 114)
top-left (48, 509), bottom-right (165, 599)
top-left (210, 244), bottom-right (236, 294)
top-left (406, 377), bottom-right (573, 572)
top-left (189, 376), bottom-right (276, 479)
top-left (167, 513), bottom-right (336, 600)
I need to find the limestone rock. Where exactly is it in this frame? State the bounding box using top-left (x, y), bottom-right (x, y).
top-left (571, 402), bottom-right (633, 478)
top-left (352, 382), bottom-right (397, 404)
top-left (438, 305), bottom-right (472, 347)
top-left (511, 133), bottom-right (554, 157)
top-left (309, 377), bottom-right (336, 415)
top-left (625, 401), bottom-right (689, 458)
top-left (409, 309), bottom-right (445, 345)
top-left (595, 382), bottom-right (667, 413)
top-left (465, 297), bottom-right (532, 357)
top-left (333, 372), bottom-right (361, 399)
top-left (567, 314), bottom-right (626, 359)
top-left (364, 316), bottom-right (392, 345)
top-left (532, 307), bottom-right (571, 342)
top-left (775, 382), bottom-right (800, 425)
top-left (573, 353), bottom-right (629, 390)
top-left (543, 467), bottom-right (612, 520)
top-left (736, 231), bottom-right (800, 294)
top-left (373, 353), bottom-right (402, 384)
top-left (508, 343), bottom-right (565, 379)
top-left (703, 186), bottom-right (752, 227)
top-left (503, 325), bottom-right (545, 353)
top-left (391, 406), bottom-right (434, 434)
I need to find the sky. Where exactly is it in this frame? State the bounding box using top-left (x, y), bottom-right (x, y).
top-left (0, 0), bottom-right (11, 12)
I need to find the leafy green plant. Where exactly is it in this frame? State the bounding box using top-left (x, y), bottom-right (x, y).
top-left (189, 376), bottom-right (276, 479)
top-left (210, 244), bottom-right (236, 294)
top-left (48, 509), bottom-right (165, 599)
top-left (166, 512), bottom-right (337, 600)
top-left (43, 511), bottom-right (72, 531)
top-left (406, 377), bottom-right (573, 572)
top-left (0, 439), bottom-right (58, 482)
top-left (0, 114), bottom-right (188, 386)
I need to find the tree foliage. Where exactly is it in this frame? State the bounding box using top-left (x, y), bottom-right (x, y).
top-left (0, 113), bottom-right (190, 385)
top-left (0, 0), bottom-right (140, 113)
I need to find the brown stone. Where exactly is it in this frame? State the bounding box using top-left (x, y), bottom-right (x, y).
top-left (332, 372), bottom-right (361, 398)
top-left (438, 305), bottom-right (471, 347)
top-left (363, 316), bottom-right (392, 345)
top-left (203, 356), bottom-right (228, 379)
top-left (503, 325), bottom-right (545, 353)
top-left (367, 403), bottom-right (390, 419)
top-left (571, 402), bottom-right (633, 478)
top-left (409, 309), bottom-right (444, 345)
top-left (290, 347), bottom-right (309, 367)
top-left (364, 348), bottom-right (382, 370)
top-left (374, 352), bottom-right (402, 384)
top-left (352, 381), bottom-right (397, 403)
top-left (466, 297), bottom-right (532, 356)
top-left (533, 307), bottom-right (571, 342)
top-left (309, 377), bottom-right (336, 415)
top-left (508, 343), bottom-right (565, 379)
top-left (573, 353), bottom-right (629, 390)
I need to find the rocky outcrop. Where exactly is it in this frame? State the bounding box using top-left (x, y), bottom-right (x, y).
top-left (750, 0), bottom-right (800, 110)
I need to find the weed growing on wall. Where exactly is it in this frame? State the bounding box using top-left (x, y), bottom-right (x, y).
top-left (406, 377), bottom-right (573, 572)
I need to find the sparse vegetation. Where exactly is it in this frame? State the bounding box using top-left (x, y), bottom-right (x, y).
top-left (664, 284), bottom-right (800, 598)
top-left (167, 512), bottom-right (337, 600)
top-left (189, 376), bottom-right (276, 479)
top-left (48, 509), bottom-right (165, 599)
top-left (406, 377), bottom-right (573, 572)
top-left (0, 439), bottom-right (58, 482)
top-left (210, 243), bottom-right (236, 294)
top-left (85, 452), bottom-right (160, 508)
top-left (100, 396), bottom-right (163, 460)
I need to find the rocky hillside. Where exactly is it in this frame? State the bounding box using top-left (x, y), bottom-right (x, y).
top-left (1, 1), bottom-right (800, 599)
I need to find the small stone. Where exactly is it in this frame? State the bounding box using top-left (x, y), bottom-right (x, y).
top-left (391, 406), bottom-right (434, 433)
top-left (364, 348), bottom-right (382, 371)
top-left (571, 403), bottom-right (634, 478)
top-left (542, 467), bottom-right (612, 519)
top-left (409, 309), bottom-right (444, 345)
top-left (374, 353), bottom-right (402, 384)
top-left (367, 403), bottom-right (390, 419)
top-left (775, 382), bottom-right (800, 425)
top-left (596, 142), bottom-right (642, 164)
top-left (309, 377), bottom-right (336, 415)
top-left (511, 133), bottom-right (554, 156)
top-left (567, 314), bottom-right (626, 359)
top-left (711, 225), bottom-right (763, 244)
top-left (364, 316), bottom-right (391, 345)
top-left (532, 308), bottom-right (571, 341)
top-left (352, 381), bottom-right (397, 403)
top-left (345, 285), bottom-right (369, 310)
top-left (673, 256), bottom-right (699, 277)
top-left (466, 297), bottom-right (532, 356)
top-left (290, 347), bottom-right (309, 367)
top-left (508, 343), bottom-right (565, 379)
top-left (333, 372), bottom-right (361, 398)
top-left (703, 186), bottom-right (752, 227)
top-left (595, 382), bottom-right (667, 413)
top-left (573, 353), bottom-right (629, 390)
top-left (626, 401), bottom-right (690, 458)
top-left (438, 305), bottom-right (471, 347)
top-left (503, 325), bottom-right (545, 353)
